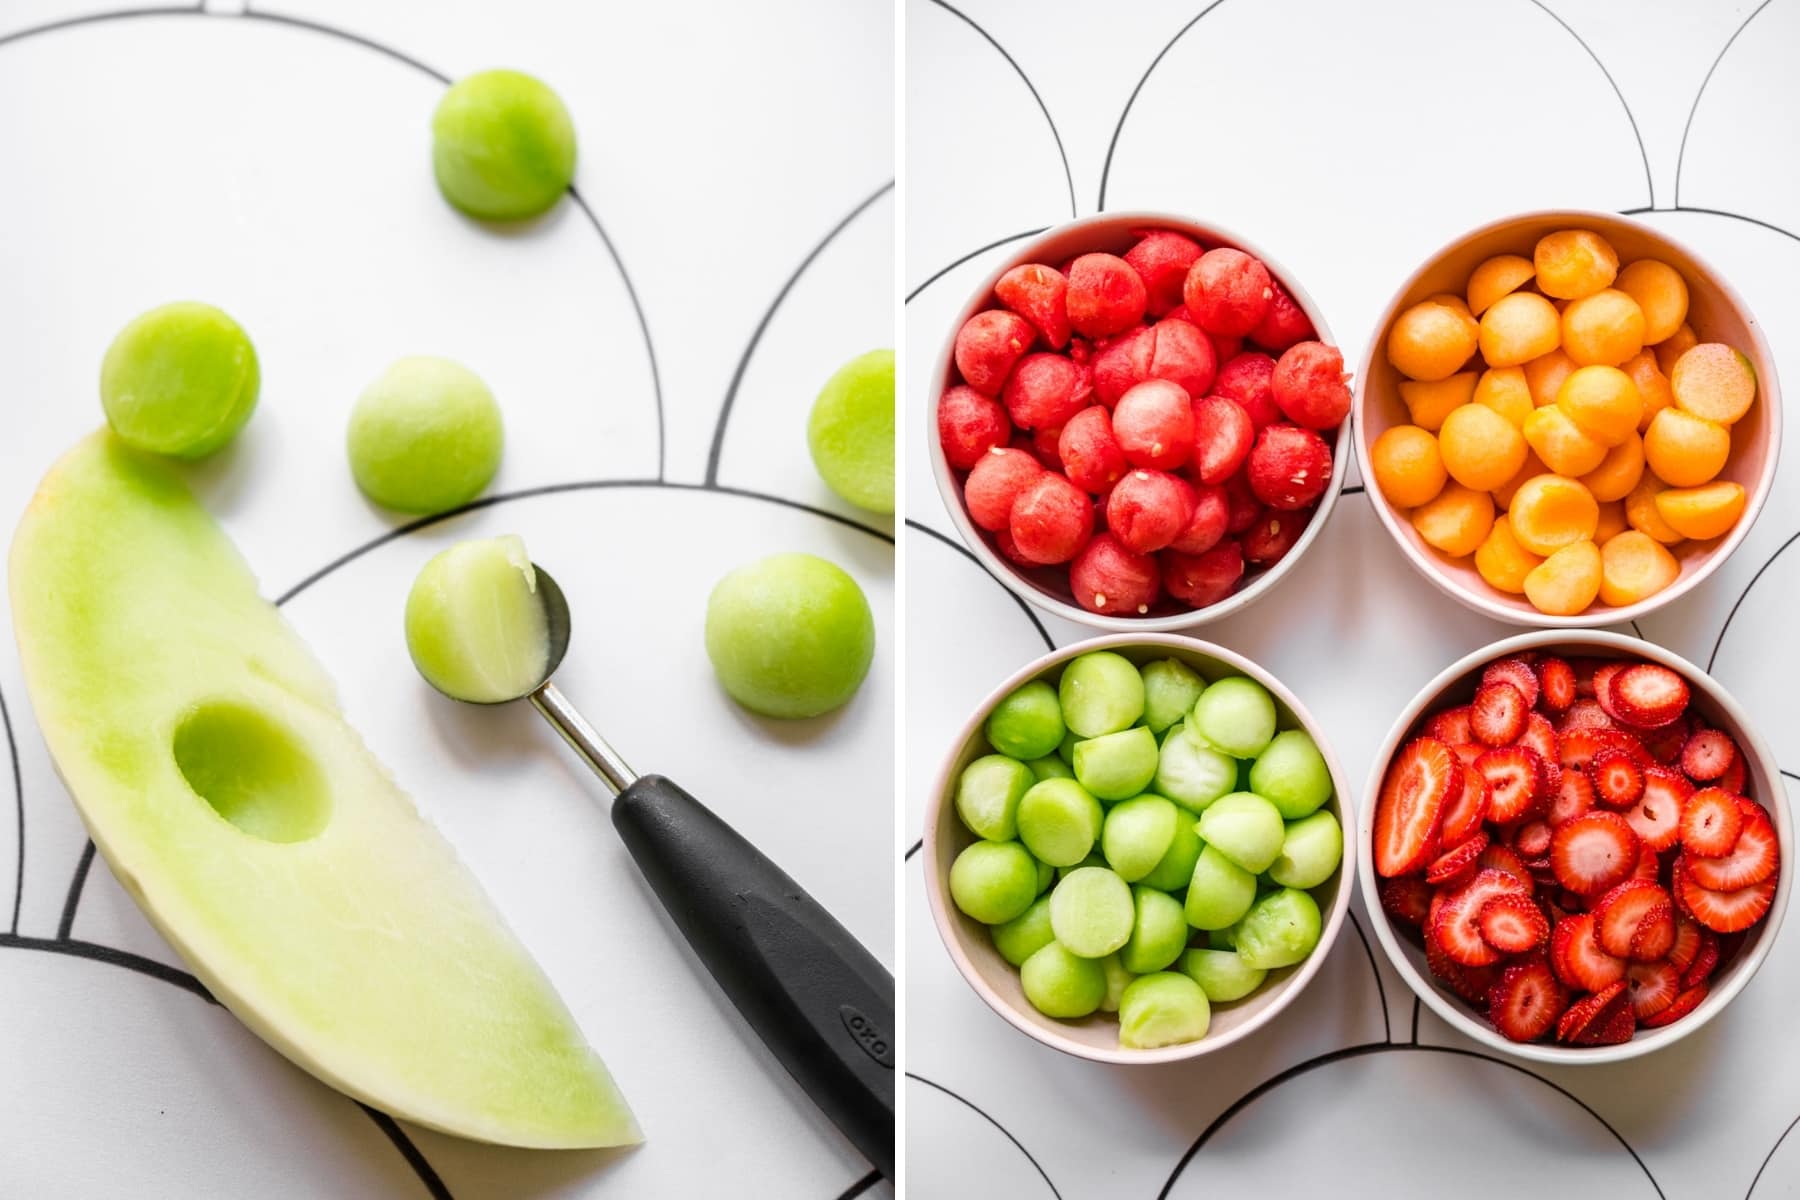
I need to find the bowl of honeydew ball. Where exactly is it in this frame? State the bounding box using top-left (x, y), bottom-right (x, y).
top-left (923, 635), bottom-right (1354, 1063)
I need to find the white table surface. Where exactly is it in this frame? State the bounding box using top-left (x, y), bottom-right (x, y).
top-left (904, 1), bottom-right (1800, 1196)
top-left (0, 2), bottom-right (893, 1196)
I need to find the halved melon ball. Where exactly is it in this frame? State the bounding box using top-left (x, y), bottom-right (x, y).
top-left (1625, 474), bottom-right (1685, 545)
top-left (1412, 482), bottom-right (1494, 557)
top-left (1474, 515), bottom-right (1543, 594)
top-left (1561, 289), bottom-right (1645, 367)
top-left (1557, 365), bottom-right (1642, 446)
top-left (1594, 498), bottom-right (1628, 543)
top-left (1398, 371), bottom-right (1477, 432)
top-left (1620, 349), bottom-right (1675, 432)
top-left (1598, 530), bottom-right (1680, 607)
top-left (1654, 323), bottom-right (1699, 376)
top-left (1615, 259), bottom-right (1689, 344)
top-left (1523, 404), bottom-right (1608, 476)
top-left (1578, 433), bottom-right (1645, 503)
top-left (1492, 448), bottom-right (1550, 509)
top-left (1523, 539), bottom-right (1603, 615)
top-left (1534, 230), bottom-right (1619, 300)
top-left (1467, 254), bottom-right (1536, 316)
top-left (1644, 407), bottom-right (1730, 487)
top-left (1653, 480), bottom-right (1747, 540)
top-left (1523, 348), bottom-right (1578, 408)
top-left (1369, 424), bottom-right (1448, 508)
top-left (1388, 298), bottom-right (1479, 381)
top-left (1509, 474), bottom-right (1599, 557)
top-left (1671, 343), bottom-right (1757, 425)
top-left (1473, 366), bottom-right (1532, 428)
top-left (1439, 403), bottom-right (1527, 492)
top-left (1478, 293), bottom-right (1561, 368)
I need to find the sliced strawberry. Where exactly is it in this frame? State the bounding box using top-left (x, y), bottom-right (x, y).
top-left (1431, 868), bottom-right (1529, 967)
top-left (1557, 980), bottom-right (1628, 1043)
top-left (1558, 699), bottom-right (1616, 735)
top-left (1551, 811), bottom-right (1640, 896)
top-left (1687, 805), bottom-right (1778, 891)
top-left (1717, 754), bottom-right (1748, 796)
top-left (1549, 911), bottom-right (1627, 991)
top-left (1379, 875), bottom-right (1432, 927)
top-left (1373, 737), bottom-right (1459, 877)
top-left (1609, 663), bottom-right (1691, 729)
top-left (1427, 833), bottom-right (1489, 886)
top-left (1547, 771), bottom-right (1596, 826)
top-left (1479, 892), bottom-right (1549, 953)
top-left (1426, 705), bottom-right (1474, 746)
top-left (1482, 657), bottom-right (1541, 709)
top-left (1629, 901), bottom-right (1676, 962)
top-left (1640, 717), bottom-right (1691, 766)
top-left (1570, 656), bottom-right (1606, 697)
top-left (1516, 712), bottom-right (1557, 763)
top-left (1512, 820), bottom-right (1555, 859)
top-left (1680, 927), bottom-right (1719, 988)
top-left (1666, 915), bottom-right (1703, 973)
top-left (1593, 663), bottom-right (1628, 723)
top-left (1626, 960), bottom-right (1680, 1019)
top-left (1477, 842), bottom-right (1533, 890)
top-left (1589, 748), bottom-right (1645, 809)
top-left (1580, 997), bottom-right (1638, 1045)
top-left (1625, 766), bottom-right (1689, 852)
top-left (1639, 982), bottom-right (1708, 1029)
top-left (1677, 863), bottom-right (1777, 933)
top-left (1680, 787), bottom-right (1744, 857)
top-left (1538, 657), bottom-right (1577, 713)
top-left (1488, 958), bottom-right (1566, 1043)
top-left (1478, 746), bottom-right (1543, 823)
top-left (1425, 933), bottom-right (1502, 1005)
top-left (1592, 880), bottom-right (1668, 957)
top-left (1558, 729), bottom-right (1609, 775)
top-left (1631, 839), bottom-right (1662, 882)
top-left (1438, 768), bottom-right (1490, 848)
top-left (1471, 681), bottom-right (1528, 746)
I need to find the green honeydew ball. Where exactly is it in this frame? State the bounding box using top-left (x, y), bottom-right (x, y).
top-left (948, 841), bottom-right (1038, 925)
top-left (1072, 726), bottom-right (1158, 801)
top-left (1119, 887), bottom-right (1188, 975)
top-left (1118, 972), bottom-right (1210, 1048)
top-left (1235, 888), bottom-right (1323, 970)
top-left (1058, 651), bottom-right (1145, 737)
top-left (100, 301), bottom-right (259, 459)
top-left (1016, 778), bottom-right (1103, 867)
top-left (1140, 658), bottom-right (1206, 733)
top-left (403, 534), bottom-right (550, 703)
top-left (1191, 675), bottom-right (1277, 758)
top-left (1180, 948), bottom-right (1266, 1003)
top-left (1184, 844), bottom-right (1257, 930)
top-left (347, 356), bottom-right (503, 514)
top-left (990, 895), bottom-right (1055, 966)
top-left (1049, 866), bottom-right (1134, 958)
top-left (1099, 794), bottom-right (1179, 882)
top-left (1249, 729), bottom-right (1334, 819)
top-left (954, 754), bottom-right (1033, 842)
top-left (1195, 792), bottom-right (1286, 874)
top-left (1020, 942), bottom-right (1106, 1018)
top-left (432, 69), bottom-right (577, 220)
top-left (808, 348), bottom-right (894, 514)
top-left (985, 679), bottom-right (1065, 760)
top-left (1266, 810), bottom-right (1343, 890)
top-left (704, 552), bottom-right (874, 719)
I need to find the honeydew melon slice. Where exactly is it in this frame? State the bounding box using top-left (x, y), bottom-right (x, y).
top-left (8, 431), bottom-right (638, 1149)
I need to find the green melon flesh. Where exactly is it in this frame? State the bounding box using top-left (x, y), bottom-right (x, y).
top-left (8, 432), bottom-right (639, 1149)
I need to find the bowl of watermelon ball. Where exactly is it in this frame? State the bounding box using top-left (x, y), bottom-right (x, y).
top-left (930, 213), bottom-right (1353, 630)
top-left (1360, 631), bottom-right (1789, 1063)
top-left (924, 635), bottom-right (1353, 1063)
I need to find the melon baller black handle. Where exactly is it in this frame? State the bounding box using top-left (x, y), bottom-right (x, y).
top-left (530, 682), bottom-right (896, 1182)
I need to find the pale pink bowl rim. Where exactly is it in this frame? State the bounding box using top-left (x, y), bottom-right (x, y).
top-left (1352, 207), bottom-right (1783, 628)
top-left (1355, 629), bottom-right (1791, 1064)
top-left (926, 210), bottom-right (1351, 632)
top-left (923, 632), bottom-right (1357, 1065)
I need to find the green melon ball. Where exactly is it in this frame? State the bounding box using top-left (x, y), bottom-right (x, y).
top-left (1072, 726), bottom-right (1158, 801)
top-left (948, 840), bottom-right (1038, 925)
top-left (1191, 675), bottom-right (1278, 758)
top-left (1235, 888), bottom-right (1323, 970)
top-left (1184, 844), bottom-right (1256, 930)
top-left (1140, 658), bottom-right (1206, 733)
top-left (1119, 886), bottom-right (1188, 975)
top-left (1016, 778), bottom-right (1103, 868)
top-left (1058, 651), bottom-right (1145, 737)
top-left (1100, 794), bottom-right (1179, 882)
top-left (1179, 948), bottom-right (1267, 1003)
top-left (990, 894), bottom-right (1055, 967)
top-left (703, 552), bottom-right (874, 719)
top-left (1266, 810), bottom-right (1343, 890)
top-left (404, 534), bottom-right (551, 703)
top-left (1098, 952), bottom-right (1136, 1013)
top-left (985, 679), bottom-right (1065, 761)
top-left (954, 754), bottom-right (1033, 842)
top-left (1118, 972), bottom-right (1211, 1048)
top-left (100, 301), bottom-right (259, 459)
top-left (1250, 729), bottom-right (1334, 819)
top-left (347, 357), bottom-right (504, 514)
top-left (432, 69), bottom-right (577, 221)
top-left (808, 348), bottom-right (894, 514)
top-left (1019, 942), bottom-right (1106, 1019)
top-left (1139, 816), bottom-right (1202, 892)
top-left (1048, 866), bottom-right (1134, 958)
top-left (1156, 722), bottom-right (1238, 814)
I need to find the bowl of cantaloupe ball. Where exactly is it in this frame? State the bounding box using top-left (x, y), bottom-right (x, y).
top-left (1355, 211), bottom-right (1780, 626)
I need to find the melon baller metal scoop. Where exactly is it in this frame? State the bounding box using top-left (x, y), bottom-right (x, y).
top-left (422, 563), bottom-right (895, 1181)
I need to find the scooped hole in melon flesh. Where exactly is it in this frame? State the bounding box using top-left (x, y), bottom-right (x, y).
top-left (173, 701), bottom-right (331, 842)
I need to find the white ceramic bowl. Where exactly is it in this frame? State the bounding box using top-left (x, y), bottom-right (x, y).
top-left (1355, 209), bottom-right (1782, 628)
top-left (1357, 629), bottom-right (1791, 1064)
top-left (924, 633), bottom-right (1355, 1064)
top-left (927, 212), bottom-right (1351, 631)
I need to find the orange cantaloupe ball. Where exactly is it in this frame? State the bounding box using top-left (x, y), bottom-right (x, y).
top-left (1594, 499), bottom-right (1629, 543)
top-left (1557, 365), bottom-right (1642, 446)
top-left (1621, 350), bottom-right (1675, 432)
top-left (1475, 515), bottom-right (1544, 594)
top-left (1654, 481), bottom-right (1748, 541)
top-left (1535, 230), bottom-right (1619, 300)
top-left (1492, 448), bottom-right (1550, 509)
top-left (1578, 433), bottom-right (1646, 503)
top-left (1439, 403), bottom-right (1528, 492)
top-left (1509, 474), bottom-right (1600, 557)
top-left (1625, 474), bottom-right (1685, 545)
top-left (1370, 424), bottom-right (1448, 508)
top-left (1644, 407), bottom-right (1730, 487)
top-left (1524, 540), bottom-right (1603, 615)
top-left (1479, 292), bottom-right (1562, 368)
top-left (1467, 254), bottom-right (1536, 317)
top-left (1524, 349), bottom-right (1578, 408)
top-left (1398, 371), bottom-right (1478, 432)
top-left (1671, 343), bottom-right (1758, 425)
top-left (1654, 323), bottom-right (1698, 376)
top-left (1562, 288), bottom-right (1646, 366)
top-left (1474, 367), bottom-right (1533, 428)
top-left (1388, 298), bottom-right (1479, 382)
top-left (1599, 530), bottom-right (1681, 607)
top-left (1412, 482), bottom-right (1494, 557)
top-left (1615, 259), bottom-right (1689, 344)
top-left (1524, 404), bottom-right (1609, 476)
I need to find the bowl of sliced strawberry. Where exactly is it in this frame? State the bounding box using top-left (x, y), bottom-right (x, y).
top-left (1358, 630), bottom-right (1789, 1061)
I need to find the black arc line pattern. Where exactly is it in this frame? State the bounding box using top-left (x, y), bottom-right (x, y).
top-left (904, 226), bottom-right (1047, 304)
top-left (832, 1168), bottom-right (883, 1200)
top-left (1748, 1108), bottom-right (1800, 1197)
top-left (1674, 0), bottom-right (1778, 209)
top-left (906, 1073), bottom-right (1062, 1198)
top-left (704, 178), bottom-right (895, 487)
top-left (922, 0), bottom-right (1075, 219)
top-left (2, 682), bottom-right (21, 935)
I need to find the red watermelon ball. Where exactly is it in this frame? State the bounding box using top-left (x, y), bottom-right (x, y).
top-left (1163, 539), bottom-right (1245, 608)
top-left (1188, 394), bottom-right (1254, 485)
top-left (1105, 468), bottom-right (1194, 554)
top-left (937, 384), bottom-right (1011, 470)
top-left (954, 309), bottom-right (1036, 395)
top-left (1170, 481), bottom-right (1230, 555)
top-left (1247, 423), bottom-right (1333, 510)
top-left (1009, 472), bottom-right (1094, 564)
top-left (1002, 352), bottom-right (1093, 430)
top-left (1251, 278), bottom-right (1315, 352)
top-left (1123, 230), bottom-right (1203, 316)
top-left (1149, 317), bottom-right (1218, 399)
top-left (1069, 531), bottom-right (1161, 615)
top-left (963, 446), bottom-right (1043, 530)
top-left (1243, 504), bottom-right (1314, 566)
top-left (1213, 352), bottom-right (1282, 429)
top-left (1112, 379), bottom-right (1195, 471)
top-left (1182, 247), bottom-right (1273, 338)
top-left (1271, 341), bottom-right (1351, 430)
top-left (994, 263), bottom-right (1072, 350)
top-left (1058, 405), bottom-right (1128, 494)
top-left (1066, 253), bottom-right (1148, 338)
